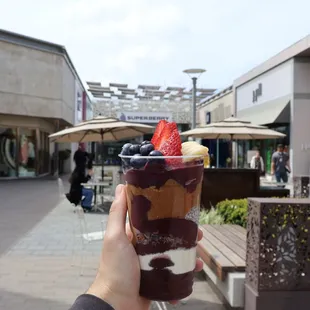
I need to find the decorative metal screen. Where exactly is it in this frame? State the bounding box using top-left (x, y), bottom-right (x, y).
top-left (246, 198), bottom-right (310, 292)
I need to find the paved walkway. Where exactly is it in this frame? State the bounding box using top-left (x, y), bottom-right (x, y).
top-left (0, 180), bottom-right (224, 310)
top-left (0, 178), bottom-right (59, 255)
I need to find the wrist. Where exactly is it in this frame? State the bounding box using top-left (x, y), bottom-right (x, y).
top-left (87, 280), bottom-right (122, 310)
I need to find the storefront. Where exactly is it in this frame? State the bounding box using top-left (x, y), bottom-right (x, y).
top-left (234, 36), bottom-right (310, 180)
top-left (0, 116), bottom-right (53, 178)
top-left (197, 86), bottom-right (235, 167)
top-left (235, 60), bottom-right (292, 171)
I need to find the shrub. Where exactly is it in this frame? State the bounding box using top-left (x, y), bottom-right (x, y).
top-left (199, 207), bottom-right (224, 225)
top-left (216, 199), bottom-right (248, 227)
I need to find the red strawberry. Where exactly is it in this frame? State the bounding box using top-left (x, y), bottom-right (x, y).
top-left (151, 120), bottom-right (168, 147)
top-left (157, 123), bottom-right (182, 157)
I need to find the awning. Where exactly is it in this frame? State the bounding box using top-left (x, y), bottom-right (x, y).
top-left (237, 95), bottom-right (290, 125)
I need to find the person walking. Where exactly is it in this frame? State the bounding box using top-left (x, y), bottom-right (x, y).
top-left (271, 144), bottom-right (291, 183)
top-left (250, 150), bottom-right (264, 175)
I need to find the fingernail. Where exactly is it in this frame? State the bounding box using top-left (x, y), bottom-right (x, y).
top-left (115, 184), bottom-right (124, 198)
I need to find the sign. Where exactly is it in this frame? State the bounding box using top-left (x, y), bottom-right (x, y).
top-left (206, 112), bottom-right (211, 124)
top-left (117, 112), bottom-right (172, 123)
top-left (252, 83), bottom-right (262, 103)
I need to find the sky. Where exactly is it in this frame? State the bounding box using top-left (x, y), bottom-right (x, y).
top-left (1, 0), bottom-right (310, 92)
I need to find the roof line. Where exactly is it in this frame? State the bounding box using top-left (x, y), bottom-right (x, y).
top-left (234, 34), bottom-right (310, 87)
top-left (198, 85), bottom-right (233, 107)
top-left (0, 28), bottom-right (91, 102)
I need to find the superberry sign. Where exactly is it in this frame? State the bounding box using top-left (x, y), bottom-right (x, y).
top-left (117, 112), bottom-right (173, 123)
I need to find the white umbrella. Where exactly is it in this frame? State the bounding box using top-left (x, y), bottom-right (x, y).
top-left (181, 117), bottom-right (286, 167)
top-left (49, 116), bottom-right (154, 178)
top-left (49, 116), bottom-right (153, 143)
top-left (181, 117), bottom-right (286, 140)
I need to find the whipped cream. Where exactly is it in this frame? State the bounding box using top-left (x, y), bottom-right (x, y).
top-left (139, 247), bottom-right (197, 275)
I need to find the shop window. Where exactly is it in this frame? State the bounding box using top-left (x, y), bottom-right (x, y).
top-left (0, 127), bottom-right (17, 177)
top-left (18, 128), bottom-right (37, 177)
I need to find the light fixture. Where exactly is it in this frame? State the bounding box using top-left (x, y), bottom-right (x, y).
top-left (183, 68), bottom-right (206, 130)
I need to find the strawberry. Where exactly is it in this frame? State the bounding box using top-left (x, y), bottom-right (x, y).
top-left (151, 120), bottom-right (168, 147)
top-left (157, 123), bottom-right (182, 157)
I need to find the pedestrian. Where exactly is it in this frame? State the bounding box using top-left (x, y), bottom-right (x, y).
top-left (69, 185), bottom-right (204, 310)
top-left (271, 144), bottom-right (291, 183)
top-left (66, 167), bottom-right (94, 211)
top-left (74, 143), bottom-right (90, 171)
top-left (250, 150), bottom-right (264, 175)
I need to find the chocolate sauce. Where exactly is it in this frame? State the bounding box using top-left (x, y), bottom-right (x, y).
top-left (149, 257), bottom-right (174, 269)
top-left (140, 270), bottom-right (194, 301)
top-left (125, 163), bottom-right (203, 193)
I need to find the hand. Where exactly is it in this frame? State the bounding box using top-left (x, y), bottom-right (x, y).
top-left (87, 169), bottom-right (94, 176)
top-left (87, 184), bottom-right (204, 310)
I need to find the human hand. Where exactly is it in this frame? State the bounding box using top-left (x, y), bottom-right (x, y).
top-left (87, 169), bottom-right (94, 176)
top-left (87, 184), bottom-right (204, 310)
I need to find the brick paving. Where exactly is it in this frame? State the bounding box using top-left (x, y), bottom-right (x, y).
top-left (0, 180), bottom-right (224, 310)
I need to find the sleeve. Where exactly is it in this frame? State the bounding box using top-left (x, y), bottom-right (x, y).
top-left (271, 153), bottom-right (277, 164)
top-left (260, 157), bottom-right (264, 171)
top-left (82, 174), bottom-right (91, 183)
top-left (250, 157), bottom-right (255, 169)
top-left (69, 294), bottom-right (114, 310)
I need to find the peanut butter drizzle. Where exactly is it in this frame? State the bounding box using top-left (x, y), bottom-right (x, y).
top-left (126, 179), bottom-right (202, 221)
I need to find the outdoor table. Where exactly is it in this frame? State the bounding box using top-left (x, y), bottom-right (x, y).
top-left (81, 181), bottom-right (110, 213)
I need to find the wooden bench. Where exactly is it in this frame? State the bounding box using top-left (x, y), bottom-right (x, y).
top-left (197, 224), bottom-right (246, 308)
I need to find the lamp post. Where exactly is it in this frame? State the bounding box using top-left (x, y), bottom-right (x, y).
top-left (183, 68), bottom-right (206, 129)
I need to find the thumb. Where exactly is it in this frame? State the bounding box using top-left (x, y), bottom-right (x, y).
top-left (106, 184), bottom-right (127, 235)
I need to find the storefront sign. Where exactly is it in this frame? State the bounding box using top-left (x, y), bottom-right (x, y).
top-left (117, 112), bottom-right (172, 123)
top-left (252, 83), bottom-right (263, 103)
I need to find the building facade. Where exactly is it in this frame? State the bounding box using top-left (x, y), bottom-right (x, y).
top-left (86, 82), bottom-right (216, 166)
top-left (0, 30), bottom-right (89, 178)
top-left (197, 86), bottom-right (234, 125)
top-left (234, 34), bottom-right (310, 180)
top-left (197, 86), bottom-right (235, 167)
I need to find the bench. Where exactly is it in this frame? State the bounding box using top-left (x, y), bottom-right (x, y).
top-left (197, 224), bottom-right (246, 308)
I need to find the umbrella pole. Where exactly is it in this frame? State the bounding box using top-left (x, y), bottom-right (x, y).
top-left (101, 130), bottom-right (104, 181)
top-left (216, 139), bottom-right (220, 168)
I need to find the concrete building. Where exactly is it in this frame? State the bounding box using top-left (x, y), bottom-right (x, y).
top-left (234, 35), bottom-right (310, 187)
top-left (197, 86), bottom-right (234, 126)
top-left (0, 29), bottom-right (90, 178)
top-left (196, 86), bottom-right (235, 167)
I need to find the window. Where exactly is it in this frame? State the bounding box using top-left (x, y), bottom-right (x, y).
top-left (0, 127), bottom-right (17, 177)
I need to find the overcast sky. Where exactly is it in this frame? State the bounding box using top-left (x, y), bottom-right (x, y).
top-left (1, 0), bottom-right (310, 91)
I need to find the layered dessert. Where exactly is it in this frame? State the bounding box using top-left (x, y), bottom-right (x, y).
top-left (119, 120), bottom-right (209, 301)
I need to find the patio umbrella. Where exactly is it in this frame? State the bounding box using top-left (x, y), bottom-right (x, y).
top-left (181, 117), bottom-right (286, 166)
top-left (49, 116), bottom-right (154, 177)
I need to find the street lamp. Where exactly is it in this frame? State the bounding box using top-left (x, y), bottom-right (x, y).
top-left (183, 68), bottom-right (206, 129)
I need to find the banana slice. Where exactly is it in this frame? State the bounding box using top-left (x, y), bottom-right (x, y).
top-left (181, 141), bottom-right (209, 167)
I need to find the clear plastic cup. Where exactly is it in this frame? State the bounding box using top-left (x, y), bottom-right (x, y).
top-left (119, 154), bottom-right (204, 301)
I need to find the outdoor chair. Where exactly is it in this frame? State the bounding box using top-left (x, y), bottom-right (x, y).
top-left (72, 205), bottom-right (105, 276)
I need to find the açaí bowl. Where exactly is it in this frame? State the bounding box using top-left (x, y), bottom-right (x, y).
top-left (119, 154), bottom-right (204, 301)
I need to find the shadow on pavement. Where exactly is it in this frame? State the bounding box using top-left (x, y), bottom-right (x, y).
top-left (0, 289), bottom-right (71, 310)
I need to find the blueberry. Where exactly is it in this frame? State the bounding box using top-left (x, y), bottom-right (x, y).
top-left (121, 143), bottom-right (132, 155)
top-left (141, 140), bottom-right (151, 146)
top-left (140, 143), bottom-right (154, 156)
top-left (148, 150), bottom-right (165, 165)
top-left (129, 144), bottom-right (140, 155)
top-left (130, 154), bottom-right (147, 169)
top-left (149, 150), bottom-right (164, 157)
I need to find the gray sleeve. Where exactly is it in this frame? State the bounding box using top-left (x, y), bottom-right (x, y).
top-left (285, 153), bottom-right (290, 161)
top-left (69, 294), bottom-right (114, 310)
top-left (271, 153), bottom-right (277, 164)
